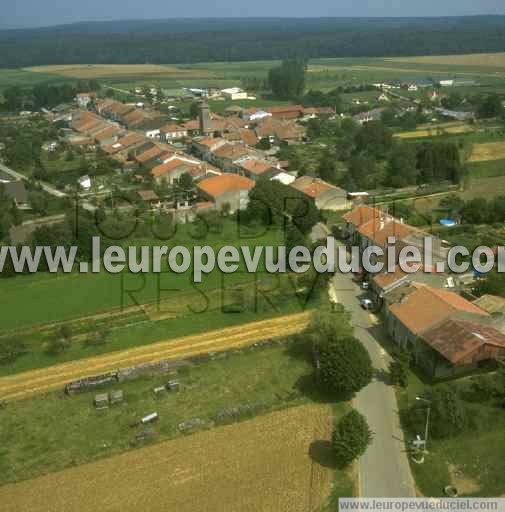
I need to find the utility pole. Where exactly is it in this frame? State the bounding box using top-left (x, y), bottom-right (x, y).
top-left (416, 396), bottom-right (431, 453)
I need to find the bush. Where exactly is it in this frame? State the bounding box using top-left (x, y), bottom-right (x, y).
top-left (0, 337), bottom-right (27, 365)
top-left (45, 337), bottom-right (68, 355)
top-left (83, 327), bottom-right (110, 347)
top-left (332, 409), bottom-right (373, 469)
top-left (388, 350), bottom-right (411, 387)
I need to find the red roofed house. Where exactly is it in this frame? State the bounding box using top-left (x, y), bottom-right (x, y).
top-left (290, 176), bottom-right (348, 210)
top-left (197, 174), bottom-right (254, 213)
top-left (385, 282), bottom-right (492, 377)
top-left (267, 105), bottom-right (304, 120)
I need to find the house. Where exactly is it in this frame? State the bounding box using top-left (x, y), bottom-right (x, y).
top-left (419, 319), bottom-right (505, 378)
top-left (290, 176), bottom-right (348, 211)
top-left (385, 282), bottom-right (490, 377)
top-left (371, 263), bottom-right (448, 298)
top-left (160, 123), bottom-right (188, 141)
top-left (270, 171), bottom-right (296, 186)
top-left (192, 137), bottom-right (228, 161)
top-left (150, 154), bottom-right (207, 185)
top-left (211, 143), bottom-right (252, 172)
top-left (223, 128), bottom-right (259, 147)
top-left (197, 174), bottom-right (254, 213)
top-left (103, 133), bottom-right (146, 156)
top-left (137, 189), bottom-right (160, 208)
top-left (241, 108), bottom-right (272, 122)
top-left (267, 105), bottom-right (304, 120)
top-left (134, 145), bottom-right (167, 167)
top-left (1, 181), bottom-right (29, 208)
top-left (221, 87), bottom-right (248, 101)
top-left (78, 175), bottom-right (92, 191)
top-left (224, 105), bottom-right (244, 116)
top-left (254, 117), bottom-right (305, 144)
top-left (377, 93), bottom-right (390, 102)
top-left (342, 205), bottom-right (382, 241)
top-left (352, 108), bottom-right (383, 125)
top-left (76, 92), bottom-right (97, 108)
top-left (137, 118), bottom-right (168, 139)
top-left (237, 159), bottom-right (278, 181)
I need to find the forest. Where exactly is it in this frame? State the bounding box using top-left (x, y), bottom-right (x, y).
top-left (1, 16), bottom-right (505, 68)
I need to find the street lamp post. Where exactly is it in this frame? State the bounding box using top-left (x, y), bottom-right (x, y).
top-left (416, 396), bottom-right (431, 453)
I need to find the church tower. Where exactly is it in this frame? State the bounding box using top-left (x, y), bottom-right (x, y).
top-left (199, 102), bottom-right (211, 135)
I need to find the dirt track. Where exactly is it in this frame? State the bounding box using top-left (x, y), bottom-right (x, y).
top-left (0, 312), bottom-right (311, 401)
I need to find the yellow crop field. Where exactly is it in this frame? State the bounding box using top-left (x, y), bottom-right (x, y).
top-left (395, 123), bottom-right (474, 139)
top-left (24, 64), bottom-right (205, 79)
top-left (469, 142), bottom-right (505, 162)
top-left (389, 53), bottom-right (505, 68)
top-left (0, 404), bottom-right (338, 512)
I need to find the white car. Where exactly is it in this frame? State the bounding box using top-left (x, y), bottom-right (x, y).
top-left (360, 298), bottom-right (374, 310)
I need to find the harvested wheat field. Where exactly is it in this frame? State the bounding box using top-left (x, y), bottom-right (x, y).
top-left (469, 142), bottom-right (505, 162)
top-left (0, 311), bottom-right (311, 401)
top-left (395, 122), bottom-right (474, 139)
top-left (24, 64), bottom-right (205, 79)
top-left (0, 404), bottom-right (335, 512)
top-left (389, 53), bottom-right (505, 68)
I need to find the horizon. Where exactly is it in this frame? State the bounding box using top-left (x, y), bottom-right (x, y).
top-left (3, 0), bottom-right (505, 30)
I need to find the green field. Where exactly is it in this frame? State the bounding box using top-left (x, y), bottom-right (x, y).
top-left (0, 221), bottom-right (283, 332)
top-left (3, 54), bottom-right (505, 94)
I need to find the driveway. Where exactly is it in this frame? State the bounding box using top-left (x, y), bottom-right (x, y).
top-left (331, 244), bottom-right (416, 497)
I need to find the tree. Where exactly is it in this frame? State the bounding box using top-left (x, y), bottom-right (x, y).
top-left (285, 223), bottom-right (305, 254)
top-left (256, 137), bottom-right (271, 150)
top-left (355, 121), bottom-right (393, 159)
top-left (332, 409), bottom-right (373, 468)
top-left (408, 386), bottom-right (470, 439)
top-left (386, 142), bottom-right (418, 187)
top-left (310, 311), bottom-right (372, 397)
top-left (268, 58), bottom-right (307, 100)
top-left (189, 101), bottom-right (200, 119)
top-left (388, 350), bottom-right (410, 387)
top-left (317, 150), bottom-right (338, 184)
top-left (477, 94), bottom-right (503, 119)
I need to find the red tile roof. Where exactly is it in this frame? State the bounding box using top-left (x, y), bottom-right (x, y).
top-left (197, 174), bottom-right (254, 199)
top-left (239, 159), bottom-right (275, 176)
top-left (343, 205), bottom-right (382, 228)
top-left (422, 319), bottom-right (505, 365)
top-left (358, 218), bottom-right (419, 247)
top-left (290, 176), bottom-right (343, 199)
top-left (389, 284), bottom-right (489, 335)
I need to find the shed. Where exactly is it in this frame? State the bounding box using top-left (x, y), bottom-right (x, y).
top-left (109, 390), bottom-right (124, 404)
top-left (94, 393), bottom-right (109, 410)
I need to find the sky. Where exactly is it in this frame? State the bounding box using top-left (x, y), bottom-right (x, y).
top-left (2, 0), bottom-right (505, 29)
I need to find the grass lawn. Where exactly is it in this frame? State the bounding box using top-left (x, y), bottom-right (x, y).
top-left (0, 341), bottom-right (318, 485)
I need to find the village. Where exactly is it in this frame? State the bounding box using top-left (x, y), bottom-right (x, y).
top-left (1, 47), bottom-right (505, 510)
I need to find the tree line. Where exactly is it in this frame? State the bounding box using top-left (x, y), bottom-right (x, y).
top-left (2, 17), bottom-right (505, 68)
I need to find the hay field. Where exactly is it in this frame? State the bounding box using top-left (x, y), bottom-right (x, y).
top-left (395, 122), bottom-right (474, 139)
top-left (24, 64), bottom-right (207, 79)
top-left (469, 141), bottom-right (505, 162)
top-left (389, 53), bottom-right (505, 68)
top-left (0, 404), bottom-right (336, 512)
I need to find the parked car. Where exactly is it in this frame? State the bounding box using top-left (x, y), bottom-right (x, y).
top-left (360, 298), bottom-right (374, 310)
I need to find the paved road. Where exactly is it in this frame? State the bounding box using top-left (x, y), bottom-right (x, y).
top-left (331, 243), bottom-right (416, 497)
top-left (0, 162), bottom-right (96, 211)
